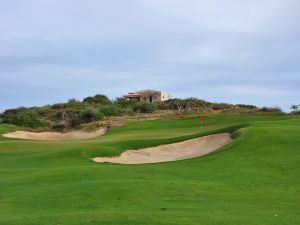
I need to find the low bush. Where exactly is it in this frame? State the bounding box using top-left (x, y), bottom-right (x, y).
top-left (2, 109), bottom-right (44, 128)
top-left (133, 102), bottom-right (157, 113)
top-left (69, 116), bottom-right (81, 127)
top-left (120, 108), bottom-right (135, 116)
top-left (236, 104), bottom-right (257, 109)
top-left (259, 107), bottom-right (282, 113)
top-left (114, 98), bottom-right (138, 108)
top-left (211, 103), bottom-right (231, 110)
top-left (80, 108), bottom-right (104, 123)
top-left (98, 106), bottom-right (121, 117)
top-left (52, 123), bottom-right (66, 131)
top-left (83, 94), bottom-right (111, 106)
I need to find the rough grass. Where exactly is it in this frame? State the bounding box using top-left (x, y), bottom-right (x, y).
top-left (0, 115), bottom-right (299, 225)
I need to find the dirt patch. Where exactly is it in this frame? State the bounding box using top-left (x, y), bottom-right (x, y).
top-left (3, 128), bottom-right (106, 141)
top-left (109, 119), bottom-right (125, 128)
top-left (93, 133), bottom-right (231, 164)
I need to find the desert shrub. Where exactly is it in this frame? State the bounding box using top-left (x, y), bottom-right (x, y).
top-left (133, 102), bottom-right (157, 113)
top-left (98, 106), bottom-right (121, 117)
top-left (120, 108), bottom-right (135, 116)
top-left (83, 94), bottom-right (111, 106)
top-left (158, 98), bottom-right (209, 111)
top-left (50, 108), bottom-right (81, 123)
top-left (65, 98), bottom-right (83, 109)
top-left (114, 98), bottom-right (139, 108)
top-left (211, 103), bottom-right (231, 110)
top-left (52, 123), bottom-right (66, 131)
top-left (35, 107), bottom-right (53, 117)
top-left (80, 108), bottom-right (104, 123)
top-left (259, 107), bottom-right (282, 113)
top-left (183, 98), bottom-right (209, 109)
top-left (114, 98), bottom-right (157, 113)
top-left (157, 99), bottom-right (184, 110)
top-left (236, 104), bottom-right (257, 109)
top-left (69, 115), bottom-right (81, 127)
top-left (51, 103), bottom-right (65, 110)
top-left (2, 109), bottom-right (44, 128)
top-left (52, 110), bottom-right (64, 121)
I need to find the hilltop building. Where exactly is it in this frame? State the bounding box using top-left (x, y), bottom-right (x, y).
top-left (123, 90), bottom-right (170, 103)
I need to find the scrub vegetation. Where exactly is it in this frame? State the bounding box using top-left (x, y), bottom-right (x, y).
top-left (0, 93), bottom-right (282, 130)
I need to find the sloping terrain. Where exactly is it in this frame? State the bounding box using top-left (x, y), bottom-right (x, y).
top-left (93, 133), bottom-right (231, 164)
top-left (0, 115), bottom-right (299, 225)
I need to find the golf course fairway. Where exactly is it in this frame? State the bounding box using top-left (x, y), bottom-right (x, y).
top-left (0, 115), bottom-right (299, 225)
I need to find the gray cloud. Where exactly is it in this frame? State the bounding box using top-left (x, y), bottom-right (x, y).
top-left (0, 0), bottom-right (299, 112)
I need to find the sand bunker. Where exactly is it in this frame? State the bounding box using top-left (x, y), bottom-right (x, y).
top-left (93, 133), bottom-right (231, 164)
top-left (3, 128), bottom-right (106, 141)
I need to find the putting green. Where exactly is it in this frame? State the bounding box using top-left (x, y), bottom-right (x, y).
top-left (0, 115), bottom-right (299, 225)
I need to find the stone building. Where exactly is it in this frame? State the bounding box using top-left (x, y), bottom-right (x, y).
top-left (123, 90), bottom-right (170, 103)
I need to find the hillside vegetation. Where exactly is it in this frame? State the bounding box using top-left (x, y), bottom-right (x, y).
top-left (0, 94), bottom-right (281, 130)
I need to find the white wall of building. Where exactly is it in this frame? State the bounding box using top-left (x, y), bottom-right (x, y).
top-left (160, 92), bottom-right (170, 101)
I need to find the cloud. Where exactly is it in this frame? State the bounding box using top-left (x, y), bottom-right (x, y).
top-left (222, 85), bottom-right (285, 97)
top-left (0, 0), bottom-right (299, 112)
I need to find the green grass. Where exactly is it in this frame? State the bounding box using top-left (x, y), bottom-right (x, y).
top-left (0, 115), bottom-right (299, 225)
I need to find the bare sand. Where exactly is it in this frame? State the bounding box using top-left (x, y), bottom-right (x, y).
top-left (3, 128), bottom-right (106, 140)
top-left (93, 133), bottom-right (231, 164)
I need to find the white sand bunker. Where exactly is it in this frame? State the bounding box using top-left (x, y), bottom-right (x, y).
top-left (3, 128), bottom-right (106, 141)
top-left (93, 133), bottom-right (232, 164)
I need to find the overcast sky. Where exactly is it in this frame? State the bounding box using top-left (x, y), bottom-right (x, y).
top-left (0, 0), bottom-right (299, 112)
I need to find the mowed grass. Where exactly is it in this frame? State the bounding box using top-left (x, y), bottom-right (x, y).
top-left (0, 115), bottom-right (299, 225)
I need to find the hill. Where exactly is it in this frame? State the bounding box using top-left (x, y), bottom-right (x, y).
top-left (0, 93), bottom-right (281, 131)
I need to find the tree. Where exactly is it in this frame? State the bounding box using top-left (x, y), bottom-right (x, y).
top-left (291, 105), bottom-right (299, 112)
top-left (83, 94), bottom-right (111, 106)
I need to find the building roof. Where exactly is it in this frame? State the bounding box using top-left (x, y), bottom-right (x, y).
top-left (124, 90), bottom-right (161, 98)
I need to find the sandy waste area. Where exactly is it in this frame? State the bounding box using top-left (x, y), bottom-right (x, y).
top-left (3, 129), bottom-right (106, 140)
top-left (93, 133), bottom-right (232, 164)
